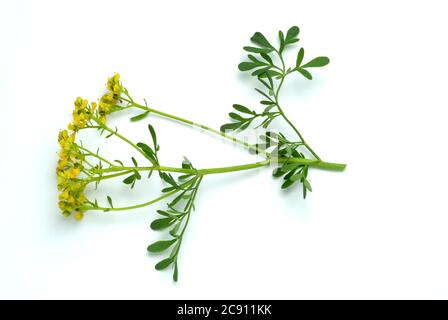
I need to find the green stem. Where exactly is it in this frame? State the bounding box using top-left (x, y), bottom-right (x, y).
top-left (88, 179), bottom-right (196, 212)
top-left (179, 177), bottom-right (202, 237)
top-left (86, 170), bottom-right (133, 184)
top-left (98, 157), bottom-right (346, 176)
top-left (274, 50), bottom-right (321, 160)
top-left (101, 165), bottom-right (193, 174)
top-left (91, 116), bottom-right (149, 160)
top-left (119, 97), bottom-right (265, 157)
top-left (83, 158), bottom-right (345, 212)
top-left (170, 175), bottom-right (203, 280)
top-left (197, 158), bottom-right (346, 173)
top-left (78, 145), bottom-right (114, 166)
top-left (82, 158), bottom-right (95, 169)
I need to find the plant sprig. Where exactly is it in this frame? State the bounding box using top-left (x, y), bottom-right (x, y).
top-left (56, 26), bottom-right (346, 282)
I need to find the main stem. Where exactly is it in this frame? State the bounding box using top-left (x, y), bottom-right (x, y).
top-left (85, 156), bottom-right (345, 213)
top-left (98, 158), bottom-right (346, 176)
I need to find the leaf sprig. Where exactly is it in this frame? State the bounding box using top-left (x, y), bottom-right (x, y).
top-left (222, 26), bottom-right (331, 197)
top-left (148, 164), bottom-right (202, 281)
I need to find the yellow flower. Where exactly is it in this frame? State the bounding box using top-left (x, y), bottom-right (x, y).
top-left (74, 212), bottom-right (84, 220)
top-left (56, 129), bottom-right (87, 219)
top-left (99, 91), bottom-right (115, 117)
top-left (69, 97), bottom-right (93, 131)
top-left (94, 73), bottom-right (125, 124)
top-left (57, 158), bottom-right (68, 170)
top-left (58, 189), bottom-right (69, 201)
top-left (106, 73), bottom-right (121, 96)
top-left (58, 129), bottom-right (70, 145)
top-left (67, 167), bottom-right (81, 179)
top-left (74, 97), bottom-right (84, 108)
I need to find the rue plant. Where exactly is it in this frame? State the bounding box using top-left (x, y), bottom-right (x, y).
top-left (56, 26), bottom-right (346, 281)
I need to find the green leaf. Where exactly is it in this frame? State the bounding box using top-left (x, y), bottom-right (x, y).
top-left (220, 122), bottom-right (241, 132)
top-left (266, 73), bottom-right (274, 88)
top-left (301, 57), bottom-right (330, 68)
top-left (251, 67), bottom-right (271, 76)
top-left (290, 173), bottom-right (304, 182)
top-left (169, 223), bottom-right (181, 237)
top-left (136, 142), bottom-right (157, 165)
top-left (272, 167), bottom-right (286, 177)
top-left (160, 172), bottom-right (177, 186)
top-left (233, 104), bottom-right (254, 115)
top-left (257, 77), bottom-right (271, 90)
top-left (239, 121), bottom-right (250, 131)
top-left (297, 68), bottom-right (313, 80)
top-left (238, 62), bottom-right (258, 71)
top-left (296, 48), bottom-right (304, 68)
top-left (156, 210), bottom-right (172, 217)
top-left (281, 163), bottom-right (300, 172)
top-left (284, 168), bottom-right (299, 180)
top-left (229, 112), bottom-right (246, 121)
top-left (254, 88), bottom-right (272, 100)
top-left (263, 106), bottom-right (276, 114)
top-left (281, 179), bottom-right (295, 189)
top-left (162, 186), bottom-right (176, 193)
top-left (155, 258), bottom-right (174, 270)
top-left (122, 175), bottom-right (135, 184)
top-left (150, 218), bottom-right (175, 230)
top-left (258, 70), bottom-right (283, 79)
top-left (260, 53), bottom-right (273, 65)
top-left (173, 261), bottom-right (178, 282)
top-left (303, 178), bottom-right (313, 192)
top-left (250, 32), bottom-right (274, 49)
top-left (247, 55), bottom-right (266, 65)
top-left (147, 124), bottom-right (158, 150)
top-left (243, 46), bottom-right (273, 54)
top-left (131, 157), bottom-right (138, 167)
top-left (262, 117), bottom-right (276, 129)
top-left (107, 196), bottom-right (113, 208)
top-left (147, 239), bottom-right (177, 253)
top-left (279, 31), bottom-right (285, 52)
top-left (182, 157), bottom-right (193, 169)
top-left (114, 159), bottom-right (124, 166)
top-left (130, 111), bottom-right (149, 122)
top-left (285, 26), bottom-right (300, 43)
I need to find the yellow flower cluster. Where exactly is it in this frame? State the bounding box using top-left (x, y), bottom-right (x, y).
top-left (56, 73), bottom-right (122, 219)
top-left (56, 129), bottom-right (86, 220)
top-left (67, 97), bottom-right (95, 131)
top-left (99, 73), bottom-right (122, 123)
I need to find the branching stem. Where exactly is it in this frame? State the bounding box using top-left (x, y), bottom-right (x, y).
top-left (274, 49), bottom-right (321, 160)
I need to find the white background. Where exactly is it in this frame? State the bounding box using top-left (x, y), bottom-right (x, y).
top-left (1, 0), bottom-right (447, 299)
